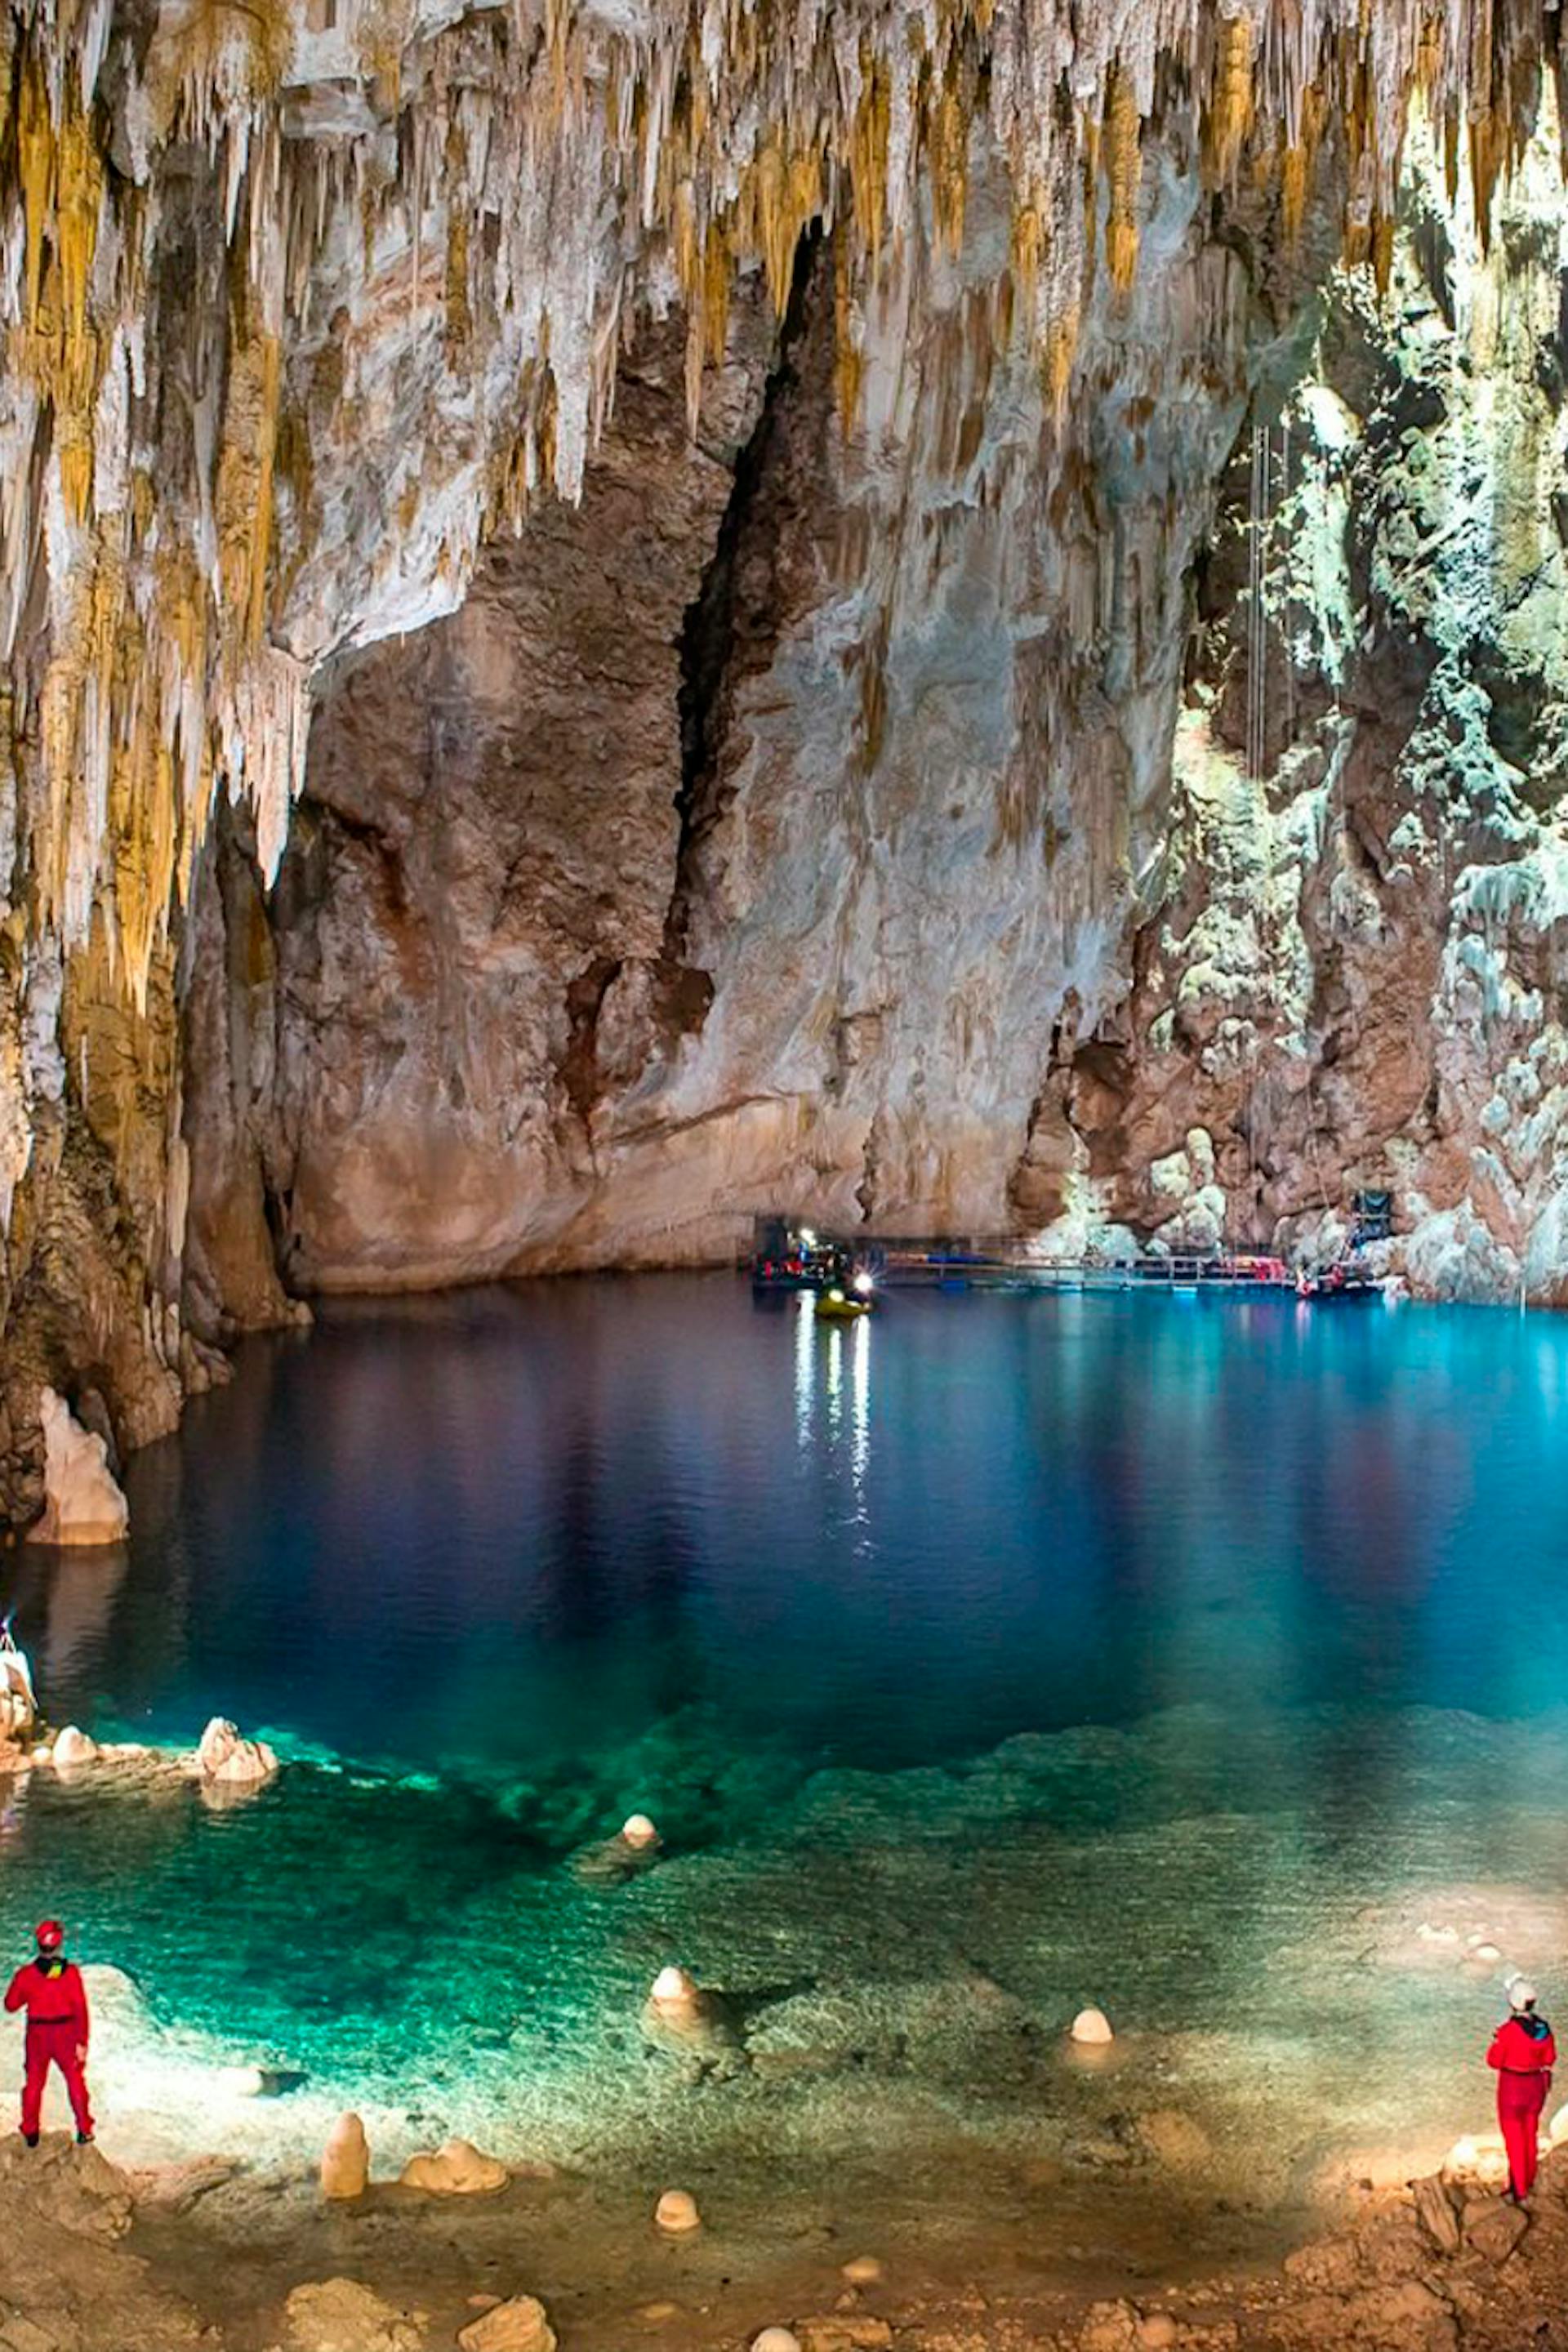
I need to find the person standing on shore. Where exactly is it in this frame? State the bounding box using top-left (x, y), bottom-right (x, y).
top-left (4, 1921), bottom-right (93, 2145)
top-left (1487, 1977), bottom-right (1555, 2204)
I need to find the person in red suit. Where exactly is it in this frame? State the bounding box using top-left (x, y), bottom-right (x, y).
top-left (4, 1920), bottom-right (93, 2145)
top-left (1486, 1977), bottom-right (1555, 2203)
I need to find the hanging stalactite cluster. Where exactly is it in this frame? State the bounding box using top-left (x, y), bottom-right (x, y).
top-left (0, 0), bottom-right (1565, 1121)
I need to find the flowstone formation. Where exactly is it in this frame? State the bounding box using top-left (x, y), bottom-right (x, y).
top-left (1044, 108), bottom-right (1568, 1292)
top-left (5, 1), bottom-right (1568, 1517)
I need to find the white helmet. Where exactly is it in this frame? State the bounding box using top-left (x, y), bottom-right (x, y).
top-left (1508, 1976), bottom-right (1539, 2012)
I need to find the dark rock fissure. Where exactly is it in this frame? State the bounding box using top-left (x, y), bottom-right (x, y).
top-left (666, 226), bottom-right (823, 973)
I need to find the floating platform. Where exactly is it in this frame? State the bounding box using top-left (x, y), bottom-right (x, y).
top-left (749, 1221), bottom-right (1384, 1303)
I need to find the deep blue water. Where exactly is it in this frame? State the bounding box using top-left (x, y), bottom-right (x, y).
top-left (15, 1277), bottom-right (1568, 1767)
top-left (2, 1278), bottom-right (1566, 2210)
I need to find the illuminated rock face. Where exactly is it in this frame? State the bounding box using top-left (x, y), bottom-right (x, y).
top-left (1044, 118), bottom-right (1568, 1298)
top-left (5, 3), bottom-right (1568, 1517)
top-left (24, 1389), bottom-right (129, 1548)
top-left (194, 129), bottom-right (1272, 1289)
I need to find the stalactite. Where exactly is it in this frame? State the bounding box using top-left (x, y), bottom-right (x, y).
top-left (0, 0), bottom-right (1565, 1111)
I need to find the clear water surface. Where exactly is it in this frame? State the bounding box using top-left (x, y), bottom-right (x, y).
top-left (3, 1278), bottom-right (1566, 2248)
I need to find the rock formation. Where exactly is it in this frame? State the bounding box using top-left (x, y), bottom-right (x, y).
top-left (456, 2296), bottom-right (557, 2352)
top-left (283, 2278), bottom-right (426, 2352)
top-left (24, 1390), bottom-right (129, 1547)
top-left (653, 2188), bottom-right (702, 2234)
top-left (196, 1715), bottom-right (279, 1786)
top-left (319, 2111), bottom-right (369, 2201)
top-left (399, 2138), bottom-right (508, 2195)
top-left (7, 5), bottom-right (1568, 1515)
top-left (0, 1635), bottom-right (38, 1754)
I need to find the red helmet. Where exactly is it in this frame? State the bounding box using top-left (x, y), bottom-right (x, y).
top-left (34, 1921), bottom-right (63, 1953)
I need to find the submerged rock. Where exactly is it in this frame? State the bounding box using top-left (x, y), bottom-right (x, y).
top-left (283, 2278), bottom-right (425, 2352)
top-left (399, 2139), bottom-right (508, 2195)
top-left (24, 1392), bottom-right (129, 1548)
top-left (641, 1967), bottom-right (745, 2073)
top-left (319, 2113), bottom-right (369, 2201)
top-left (457, 2296), bottom-right (557, 2352)
top-left (1135, 2109), bottom-right (1212, 2170)
top-left (573, 1813), bottom-right (665, 1883)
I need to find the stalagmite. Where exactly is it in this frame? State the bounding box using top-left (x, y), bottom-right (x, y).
top-left (654, 2188), bottom-right (701, 2234)
top-left (319, 2112), bottom-right (369, 2199)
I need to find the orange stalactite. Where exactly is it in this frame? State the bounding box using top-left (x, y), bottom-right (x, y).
top-left (1104, 67), bottom-right (1141, 296)
top-left (1206, 14), bottom-right (1255, 189)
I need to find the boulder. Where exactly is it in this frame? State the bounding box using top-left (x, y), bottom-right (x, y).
top-left (197, 1717), bottom-right (278, 1785)
top-left (0, 2133), bottom-right (134, 2242)
top-left (123, 2155), bottom-right (241, 2213)
top-left (797, 2323), bottom-right (891, 2352)
top-left (456, 2296), bottom-right (556, 2352)
top-left (319, 2113), bottom-right (369, 2201)
top-left (0, 1640), bottom-right (37, 1749)
top-left (51, 1726), bottom-right (100, 1768)
top-left (1461, 2195), bottom-right (1528, 2263)
top-left (1412, 2173), bottom-right (1462, 2256)
top-left (1070, 2007), bottom-right (1115, 2046)
top-left (25, 1391), bottom-right (129, 1548)
top-left (1136, 2319), bottom-right (1178, 2351)
top-left (283, 2279), bottom-right (424, 2352)
top-left (399, 2138), bottom-right (507, 2194)
top-left (1441, 2133), bottom-right (1509, 2190)
top-left (654, 2188), bottom-right (701, 2234)
top-left (1078, 2303), bottom-right (1140, 2352)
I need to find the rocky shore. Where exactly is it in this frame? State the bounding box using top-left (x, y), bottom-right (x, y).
top-left (7, 2119), bottom-right (1568, 2352)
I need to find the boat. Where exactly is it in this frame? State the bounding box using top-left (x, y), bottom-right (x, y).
top-left (814, 1285), bottom-right (873, 1321)
top-left (1295, 1263), bottom-right (1383, 1303)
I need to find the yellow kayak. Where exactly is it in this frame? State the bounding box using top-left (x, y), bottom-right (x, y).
top-left (814, 1287), bottom-right (872, 1321)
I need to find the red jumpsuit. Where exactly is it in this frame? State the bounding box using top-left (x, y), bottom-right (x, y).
top-left (4, 1958), bottom-right (93, 2140)
top-left (1487, 2011), bottom-right (1556, 2201)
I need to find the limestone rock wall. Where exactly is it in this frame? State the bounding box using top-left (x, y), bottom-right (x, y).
top-left (1057, 115), bottom-right (1568, 1299)
top-left (213, 129), bottom-right (1280, 1289)
top-left (7, 3), bottom-right (1568, 1519)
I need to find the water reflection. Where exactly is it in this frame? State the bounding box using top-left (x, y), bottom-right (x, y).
top-left (794, 1298), bottom-right (874, 1517)
top-left (2, 1280), bottom-right (1567, 1780)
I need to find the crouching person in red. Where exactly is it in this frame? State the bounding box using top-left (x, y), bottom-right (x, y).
top-left (1487, 1976), bottom-right (1555, 2204)
top-left (5, 1921), bottom-right (93, 2145)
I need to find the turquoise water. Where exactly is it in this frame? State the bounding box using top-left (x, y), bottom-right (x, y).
top-left (3, 1278), bottom-right (1567, 2229)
